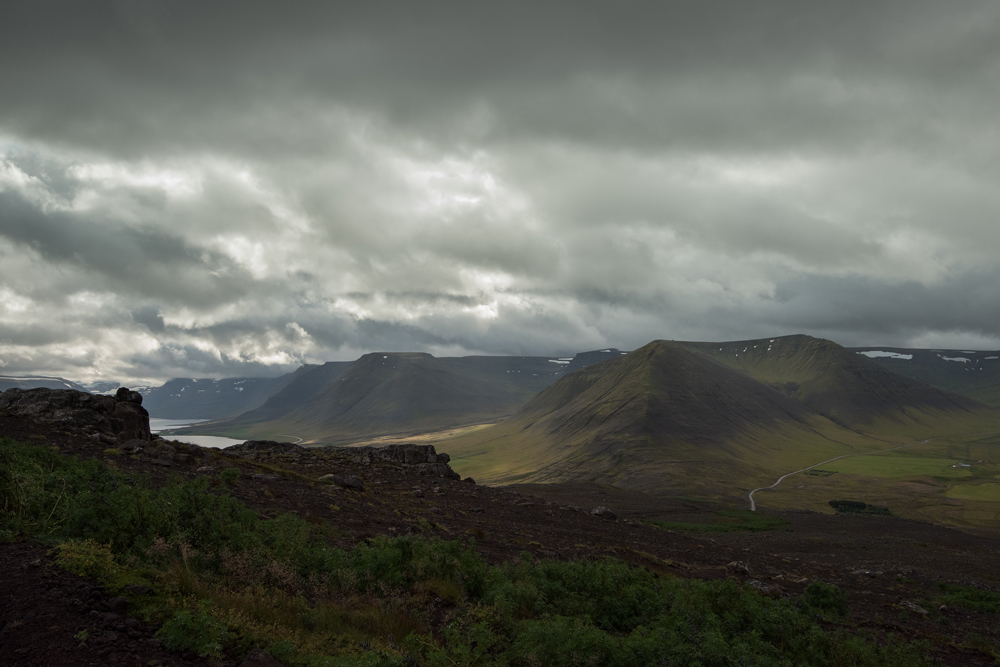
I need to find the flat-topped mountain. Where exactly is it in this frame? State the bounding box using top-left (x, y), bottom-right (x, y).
top-left (192, 352), bottom-right (570, 442)
top-left (141, 349), bottom-right (627, 424)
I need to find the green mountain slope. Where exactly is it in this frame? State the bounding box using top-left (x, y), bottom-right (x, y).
top-left (848, 346), bottom-right (1000, 407)
top-left (444, 336), bottom-right (998, 500)
top-left (681, 335), bottom-right (983, 427)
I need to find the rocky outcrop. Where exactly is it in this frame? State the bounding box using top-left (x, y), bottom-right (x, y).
top-left (223, 440), bottom-right (304, 457)
top-left (0, 387), bottom-right (150, 442)
top-left (351, 444), bottom-right (450, 465)
top-left (349, 444), bottom-right (459, 480)
top-left (222, 440), bottom-right (461, 479)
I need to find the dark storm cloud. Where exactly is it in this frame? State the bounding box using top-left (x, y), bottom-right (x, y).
top-left (1, 1), bottom-right (999, 384)
top-left (3, 2), bottom-right (997, 154)
top-left (766, 269), bottom-right (1000, 339)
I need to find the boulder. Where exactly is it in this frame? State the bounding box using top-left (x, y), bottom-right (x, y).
top-left (746, 580), bottom-right (785, 598)
top-left (118, 439), bottom-right (145, 453)
top-left (114, 387), bottom-right (144, 405)
top-left (726, 561), bottom-right (753, 575)
top-left (590, 506), bottom-right (618, 520)
top-left (319, 474), bottom-right (365, 492)
top-left (899, 600), bottom-right (929, 616)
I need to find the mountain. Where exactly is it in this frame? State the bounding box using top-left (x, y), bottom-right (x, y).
top-left (192, 353), bottom-right (572, 442)
top-left (138, 372), bottom-right (306, 420)
top-left (138, 349), bottom-right (629, 425)
top-left (848, 346), bottom-right (1000, 407)
top-left (84, 380), bottom-right (122, 394)
top-left (681, 335), bottom-right (982, 427)
top-left (442, 335), bottom-right (997, 500)
top-left (0, 375), bottom-right (88, 392)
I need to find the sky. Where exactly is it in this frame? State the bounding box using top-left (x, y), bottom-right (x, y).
top-left (2, 1), bottom-right (1000, 385)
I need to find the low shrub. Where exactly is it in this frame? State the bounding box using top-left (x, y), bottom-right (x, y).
top-left (800, 581), bottom-right (849, 618)
top-left (934, 583), bottom-right (1000, 615)
top-left (52, 539), bottom-right (118, 580)
top-left (156, 609), bottom-right (234, 659)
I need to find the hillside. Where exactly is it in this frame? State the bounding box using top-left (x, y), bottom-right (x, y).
top-left (682, 335), bottom-right (984, 427)
top-left (4, 391), bottom-right (1000, 665)
top-left (849, 346), bottom-right (1000, 406)
top-left (443, 336), bottom-right (999, 500)
top-left (193, 353), bottom-right (569, 442)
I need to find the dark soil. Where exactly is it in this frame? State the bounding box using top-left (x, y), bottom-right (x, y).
top-left (3, 414), bottom-right (1000, 665)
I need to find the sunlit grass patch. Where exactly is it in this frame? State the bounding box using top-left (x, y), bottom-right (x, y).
top-left (945, 483), bottom-right (1000, 502)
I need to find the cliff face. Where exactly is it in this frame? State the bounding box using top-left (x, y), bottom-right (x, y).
top-left (0, 386), bottom-right (150, 443)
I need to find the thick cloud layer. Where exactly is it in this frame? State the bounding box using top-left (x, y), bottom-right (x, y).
top-left (1, 1), bottom-right (999, 384)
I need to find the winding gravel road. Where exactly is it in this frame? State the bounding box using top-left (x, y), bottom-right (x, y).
top-left (748, 440), bottom-right (926, 511)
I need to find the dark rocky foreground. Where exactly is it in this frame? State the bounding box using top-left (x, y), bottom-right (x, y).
top-left (2, 387), bottom-right (1000, 665)
top-left (0, 541), bottom-right (217, 666)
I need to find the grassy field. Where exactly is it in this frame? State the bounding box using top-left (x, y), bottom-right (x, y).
top-left (946, 483), bottom-right (1000, 502)
top-left (822, 454), bottom-right (974, 478)
top-left (752, 428), bottom-right (1000, 532)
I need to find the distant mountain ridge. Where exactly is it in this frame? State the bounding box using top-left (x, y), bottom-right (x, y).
top-left (138, 373), bottom-right (312, 420)
top-left (683, 336), bottom-right (982, 427)
top-left (0, 376), bottom-right (88, 392)
top-left (194, 353), bottom-right (574, 442)
top-left (848, 346), bottom-right (1000, 407)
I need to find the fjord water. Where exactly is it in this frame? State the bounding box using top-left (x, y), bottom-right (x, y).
top-left (149, 418), bottom-right (244, 449)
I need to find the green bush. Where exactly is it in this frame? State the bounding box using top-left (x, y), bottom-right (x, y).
top-left (800, 581), bottom-right (849, 618)
top-left (219, 467), bottom-right (240, 485)
top-left (53, 539), bottom-right (118, 579)
top-left (934, 583), bottom-right (1000, 615)
top-left (156, 609), bottom-right (234, 658)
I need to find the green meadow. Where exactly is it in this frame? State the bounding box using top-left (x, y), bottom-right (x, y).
top-left (822, 454), bottom-right (974, 478)
top-left (946, 483), bottom-right (1000, 502)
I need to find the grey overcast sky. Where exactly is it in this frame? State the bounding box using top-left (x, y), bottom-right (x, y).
top-left (2, 1), bottom-right (1000, 384)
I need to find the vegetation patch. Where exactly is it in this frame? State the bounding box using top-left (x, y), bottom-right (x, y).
top-left (829, 500), bottom-right (893, 516)
top-left (647, 509), bottom-right (789, 533)
top-left (825, 455), bottom-right (972, 479)
top-left (0, 438), bottom-right (941, 665)
top-left (805, 469), bottom-right (837, 477)
top-left (933, 583), bottom-right (1000, 615)
top-left (945, 483), bottom-right (1000, 502)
